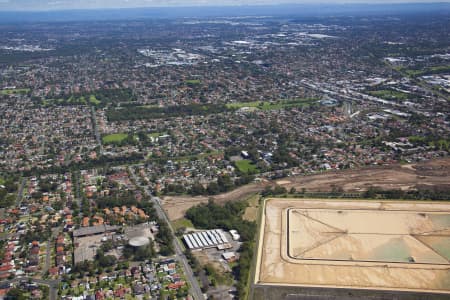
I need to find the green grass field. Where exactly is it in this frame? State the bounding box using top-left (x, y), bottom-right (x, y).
top-left (226, 98), bottom-right (318, 111)
top-left (44, 94), bottom-right (102, 106)
top-left (367, 89), bottom-right (409, 100)
top-left (139, 104), bottom-right (160, 109)
top-left (89, 95), bottom-right (101, 105)
top-left (0, 177), bottom-right (5, 185)
top-left (397, 65), bottom-right (450, 77)
top-left (185, 79), bottom-right (201, 85)
top-left (235, 159), bottom-right (259, 174)
top-left (0, 88), bottom-right (30, 95)
top-left (102, 133), bottom-right (128, 144)
top-left (78, 96), bottom-right (87, 104)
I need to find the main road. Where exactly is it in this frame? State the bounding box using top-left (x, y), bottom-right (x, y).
top-left (43, 225), bottom-right (63, 275)
top-left (15, 178), bottom-right (26, 207)
top-left (130, 169), bottom-right (204, 300)
top-left (91, 106), bottom-right (103, 154)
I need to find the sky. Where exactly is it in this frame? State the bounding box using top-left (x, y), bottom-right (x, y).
top-left (0, 0), bottom-right (447, 11)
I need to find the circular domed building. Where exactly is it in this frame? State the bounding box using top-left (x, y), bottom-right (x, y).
top-left (128, 236), bottom-right (150, 247)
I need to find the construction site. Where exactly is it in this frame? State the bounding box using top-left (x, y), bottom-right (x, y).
top-left (251, 198), bottom-right (450, 300)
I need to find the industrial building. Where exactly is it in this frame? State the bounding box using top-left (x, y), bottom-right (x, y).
top-left (182, 229), bottom-right (231, 250)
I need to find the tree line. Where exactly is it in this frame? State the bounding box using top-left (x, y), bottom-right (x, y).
top-left (0, 177), bottom-right (18, 208)
top-left (164, 173), bottom-right (254, 196)
top-left (22, 152), bottom-right (144, 177)
top-left (107, 103), bottom-right (233, 121)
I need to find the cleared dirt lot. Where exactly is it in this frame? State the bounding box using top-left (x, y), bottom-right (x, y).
top-left (255, 198), bottom-right (450, 294)
top-left (162, 158), bottom-right (450, 221)
top-left (161, 181), bottom-right (269, 220)
top-left (278, 158), bottom-right (450, 192)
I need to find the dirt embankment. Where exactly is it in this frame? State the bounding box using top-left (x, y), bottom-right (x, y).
top-left (161, 157), bottom-right (450, 221)
top-left (280, 157), bottom-right (450, 193)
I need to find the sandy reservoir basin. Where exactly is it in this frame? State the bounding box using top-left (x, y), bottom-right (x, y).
top-left (255, 198), bottom-right (450, 294)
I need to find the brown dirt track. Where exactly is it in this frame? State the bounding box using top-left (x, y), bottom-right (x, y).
top-left (161, 157), bottom-right (450, 221)
top-left (279, 158), bottom-right (450, 193)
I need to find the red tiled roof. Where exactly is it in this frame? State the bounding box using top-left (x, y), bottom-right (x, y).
top-left (0, 288), bottom-right (10, 296)
top-left (168, 281), bottom-right (185, 290)
top-left (0, 265), bottom-right (12, 271)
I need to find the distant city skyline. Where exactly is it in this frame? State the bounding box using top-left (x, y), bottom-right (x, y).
top-left (0, 0), bottom-right (448, 11)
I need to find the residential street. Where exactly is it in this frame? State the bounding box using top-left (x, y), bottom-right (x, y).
top-left (130, 169), bottom-right (204, 300)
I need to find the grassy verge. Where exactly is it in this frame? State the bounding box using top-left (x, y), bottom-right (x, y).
top-left (0, 88), bottom-right (30, 95)
top-left (172, 218), bottom-right (194, 231)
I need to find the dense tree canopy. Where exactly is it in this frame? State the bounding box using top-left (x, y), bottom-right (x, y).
top-left (185, 199), bottom-right (255, 242)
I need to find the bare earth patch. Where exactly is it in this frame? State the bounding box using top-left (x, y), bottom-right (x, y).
top-left (161, 157), bottom-right (450, 221)
top-left (242, 194), bottom-right (261, 222)
top-left (284, 158), bottom-right (450, 192)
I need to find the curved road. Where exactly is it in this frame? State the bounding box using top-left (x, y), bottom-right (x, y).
top-left (3, 277), bottom-right (59, 300)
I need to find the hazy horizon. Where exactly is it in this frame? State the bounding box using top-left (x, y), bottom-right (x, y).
top-left (0, 0), bottom-right (449, 11)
